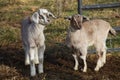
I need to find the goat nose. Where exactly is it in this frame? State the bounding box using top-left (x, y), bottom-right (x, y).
top-left (47, 19), bottom-right (50, 22)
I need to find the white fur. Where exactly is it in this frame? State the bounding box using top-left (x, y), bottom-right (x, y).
top-left (66, 14), bottom-right (116, 72)
top-left (21, 9), bottom-right (56, 76)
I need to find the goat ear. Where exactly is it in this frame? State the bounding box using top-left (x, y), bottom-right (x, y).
top-left (82, 16), bottom-right (89, 22)
top-left (31, 12), bottom-right (39, 23)
top-left (48, 12), bottom-right (56, 19)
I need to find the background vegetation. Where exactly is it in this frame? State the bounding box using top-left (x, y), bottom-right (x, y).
top-left (0, 0), bottom-right (120, 79)
top-left (0, 0), bottom-right (120, 48)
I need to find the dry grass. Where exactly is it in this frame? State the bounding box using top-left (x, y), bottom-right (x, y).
top-left (0, 0), bottom-right (120, 79)
top-left (0, 47), bottom-right (120, 80)
top-left (0, 0), bottom-right (119, 47)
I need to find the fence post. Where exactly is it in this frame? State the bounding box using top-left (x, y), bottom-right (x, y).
top-left (78, 0), bottom-right (82, 15)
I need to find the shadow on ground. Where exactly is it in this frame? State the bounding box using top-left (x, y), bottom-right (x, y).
top-left (0, 45), bottom-right (120, 80)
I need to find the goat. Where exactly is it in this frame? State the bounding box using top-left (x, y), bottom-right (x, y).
top-left (21, 9), bottom-right (56, 76)
top-left (65, 14), bottom-right (116, 72)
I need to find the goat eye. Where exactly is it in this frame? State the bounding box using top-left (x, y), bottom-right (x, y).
top-left (39, 15), bottom-right (44, 19)
top-left (47, 15), bottom-right (50, 18)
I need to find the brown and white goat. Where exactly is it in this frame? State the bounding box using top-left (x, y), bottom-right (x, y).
top-left (66, 14), bottom-right (116, 72)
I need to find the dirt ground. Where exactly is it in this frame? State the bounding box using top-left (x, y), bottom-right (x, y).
top-left (0, 46), bottom-right (120, 80)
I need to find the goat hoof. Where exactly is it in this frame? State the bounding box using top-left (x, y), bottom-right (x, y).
top-left (38, 70), bottom-right (43, 74)
top-left (94, 67), bottom-right (99, 72)
top-left (34, 60), bottom-right (39, 64)
top-left (39, 72), bottom-right (43, 74)
top-left (25, 61), bottom-right (30, 65)
top-left (31, 71), bottom-right (36, 77)
top-left (31, 74), bottom-right (36, 77)
top-left (74, 67), bottom-right (78, 71)
top-left (100, 63), bottom-right (104, 68)
top-left (81, 69), bottom-right (87, 72)
top-left (38, 65), bottom-right (43, 73)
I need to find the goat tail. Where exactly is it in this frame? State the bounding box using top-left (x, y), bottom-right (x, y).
top-left (109, 27), bottom-right (116, 36)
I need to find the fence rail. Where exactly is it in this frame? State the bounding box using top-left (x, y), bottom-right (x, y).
top-left (82, 2), bottom-right (120, 10)
top-left (114, 27), bottom-right (120, 32)
top-left (88, 48), bottom-right (120, 53)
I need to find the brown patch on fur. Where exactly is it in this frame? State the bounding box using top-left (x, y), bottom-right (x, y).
top-left (70, 14), bottom-right (90, 30)
top-left (88, 29), bottom-right (94, 36)
top-left (70, 14), bottom-right (82, 29)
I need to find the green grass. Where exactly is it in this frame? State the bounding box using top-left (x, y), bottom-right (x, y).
top-left (0, 0), bottom-right (119, 79)
top-left (83, 0), bottom-right (120, 5)
top-left (0, 26), bottom-right (20, 47)
top-left (0, 0), bottom-right (119, 48)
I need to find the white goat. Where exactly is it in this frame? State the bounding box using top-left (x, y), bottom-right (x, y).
top-left (21, 9), bottom-right (56, 76)
top-left (66, 14), bottom-right (116, 72)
